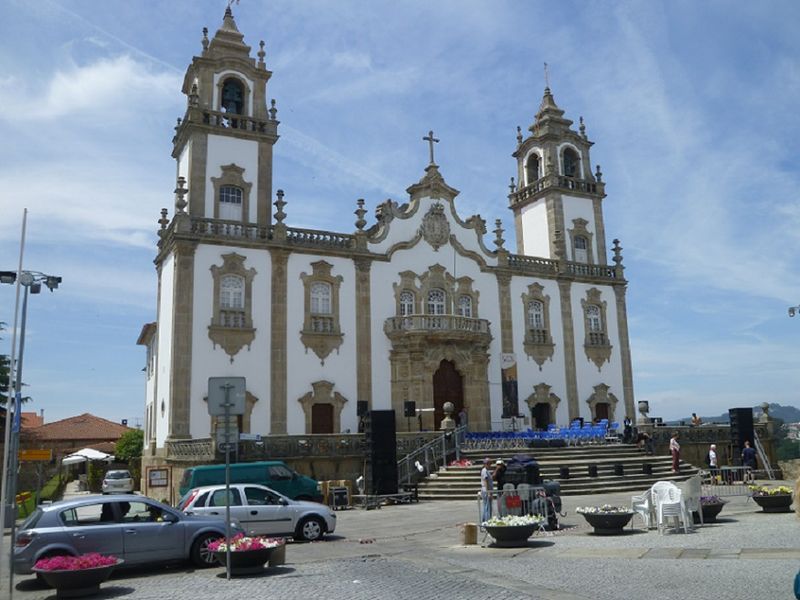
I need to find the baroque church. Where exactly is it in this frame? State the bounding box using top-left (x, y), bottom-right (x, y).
top-left (138, 9), bottom-right (635, 470)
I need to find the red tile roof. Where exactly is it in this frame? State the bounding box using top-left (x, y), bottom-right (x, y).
top-left (29, 413), bottom-right (131, 441)
top-left (21, 412), bottom-right (44, 429)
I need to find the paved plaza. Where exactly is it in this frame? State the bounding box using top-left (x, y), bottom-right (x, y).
top-left (2, 486), bottom-right (798, 600)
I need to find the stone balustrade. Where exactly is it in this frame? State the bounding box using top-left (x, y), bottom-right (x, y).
top-left (384, 315), bottom-right (491, 336)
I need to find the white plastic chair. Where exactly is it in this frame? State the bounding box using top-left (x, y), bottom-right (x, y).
top-left (679, 474), bottom-right (703, 527)
top-left (631, 487), bottom-right (653, 529)
top-left (653, 483), bottom-right (690, 534)
top-left (517, 483), bottom-right (532, 515)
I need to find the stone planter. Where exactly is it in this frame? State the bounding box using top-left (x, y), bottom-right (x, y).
top-left (484, 524), bottom-right (538, 547)
top-left (693, 502), bottom-right (725, 523)
top-left (32, 560), bottom-right (121, 598)
top-left (752, 494), bottom-right (793, 513)
top-left (212, 548), bottom-right (276, 575)
top-left (580, 512), bottom-right (634, 535)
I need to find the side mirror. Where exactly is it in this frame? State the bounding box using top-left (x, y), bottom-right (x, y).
top-left (162, 512), bottom-right (179, 523)
top-left (280, 498), bottom-right (289, 506)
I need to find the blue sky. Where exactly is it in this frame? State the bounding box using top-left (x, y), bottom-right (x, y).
top-left (1, 0), bottom-right (799, 426)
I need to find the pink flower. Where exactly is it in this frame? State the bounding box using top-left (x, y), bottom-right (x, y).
top-left (34, 553), bottom-right (118, 571)
top-left (207, 534), bottom-right (285, 552)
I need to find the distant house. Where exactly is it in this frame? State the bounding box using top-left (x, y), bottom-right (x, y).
top-left (20, 411), bottom-right (44, 429)
top-left (22, 413), bottom-right (132, 460)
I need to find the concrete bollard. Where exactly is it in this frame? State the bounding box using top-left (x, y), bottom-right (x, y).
top-left (461, 522), bottom-right (478, 545)
top-left (268, 542), bottom-right (287, 567)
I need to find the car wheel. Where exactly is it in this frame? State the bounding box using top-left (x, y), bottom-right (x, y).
top-left (190, 532), bottom-right (220, 567)
top-left (296, 516), bottom-right (325, 542)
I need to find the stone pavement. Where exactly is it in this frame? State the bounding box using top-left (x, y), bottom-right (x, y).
top-left (2, 484), bottom-right (798, 599)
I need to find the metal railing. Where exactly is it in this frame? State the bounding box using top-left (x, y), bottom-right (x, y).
top-left (398, 426), bottom-right (464, 487)
top-left (700, 466), bottom-right (758, 497)
top-left (753, 431), bottom-right (775, 479)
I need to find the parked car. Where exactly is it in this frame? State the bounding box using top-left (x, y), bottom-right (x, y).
top-left (13, 495), bottom-right (243, 575)
top-left (178, 461), bottom-right (321, 501)
top-left (178, 483), bottom-right (336, 542)
top-left (102, 470), bottom-right (134, 494)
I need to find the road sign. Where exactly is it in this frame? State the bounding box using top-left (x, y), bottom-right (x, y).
top-left (217, 442), bottom-right (237, 453)
top-left (239, 433), bottom-right (261, 441)
top-left (18, 449), bottom-right (52, 462)
top-left (216, 428), bottom-right (239, 447)
top-left (207, 377), bottom-right (246, 416)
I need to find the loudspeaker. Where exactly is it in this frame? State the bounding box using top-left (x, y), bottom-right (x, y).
top-left (357, 400), bottom-right (368, 417)
top-left (403, 401), bottom-right (416, 418)
top-left (588, 464), bottom-right (598, 478)
top-left (729, 407), bottom-right (754, 453)
top-left (642, 463), bottom-right (653, 475)
top-left (365, 410), bottom-right (398, 495)
top-left (614, 463), bottom-right (624, 477)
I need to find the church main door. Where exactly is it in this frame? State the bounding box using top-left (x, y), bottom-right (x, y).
top-left (311, 403), bottom-right (334, 433)
top-left (432, 360), bottom-right (463, 429)
top-left (531, 403), bottom-right (551, 430)
top-left (595, 402), bottom-right (610, 421)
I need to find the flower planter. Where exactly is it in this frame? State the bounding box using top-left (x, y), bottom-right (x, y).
top-left (212, 548), bottom-right (276, 575)
top-left (693, 502), bottom-right (725, 524)
top-left (32, 560), bottom-right (121, 598)
top-left (752, 494), bottom-right (793, 513)
top-left (580, 512), bottom-right (634, 535)
top-left (484, 524), bottom-right (538, 547)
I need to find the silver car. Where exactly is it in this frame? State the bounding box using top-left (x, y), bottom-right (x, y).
top-left (102, 470), bottom-right (134, 494)
top-left (13, 495), bottom-right (242, 574)
top-left (179, 483), bottom-right (336, 542)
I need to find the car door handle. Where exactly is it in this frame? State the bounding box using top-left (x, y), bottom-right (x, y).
top-left (250, 510), bottom-right (258, 515)
top-left (124, 529), bottom-right (137, 534)
top-left (71, 533), bottom-right (85, 539)
top-left (209, 511), bottom-right (219, 515)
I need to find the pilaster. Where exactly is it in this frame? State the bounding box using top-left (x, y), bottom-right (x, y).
top-left (592, 197), bottom-right (608, 265)
top-left (187, 133), bottom-right (208, 218)
top-left (257, 141), bottom-right (273, 227)
top-left (495, 271), bottom-right (514, 354)
top-left (269, 248), bottom-right (289, 434)
top-left (354, 258), bottom-right (373, 410)
top-left (557, 279), bottom-right (579, 420)
top-left (613, 284), bottom-right (635, 419)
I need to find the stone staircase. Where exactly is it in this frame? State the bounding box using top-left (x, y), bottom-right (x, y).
top-left (417, 443), bottom-right (699, 499)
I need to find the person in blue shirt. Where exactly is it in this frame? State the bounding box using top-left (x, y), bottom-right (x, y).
top-left (741, 440), bottom-right (757, 481)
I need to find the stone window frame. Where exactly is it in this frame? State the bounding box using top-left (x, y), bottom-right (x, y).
top-left (208, 253), bottom-right (257, 361)
top-left (523, 149), bottom-right (543, 186)
top-left (298, 380), bottom-right (348, 434)
top-left (521, 283), bottom-right (555, 368)
top-left (300, 260), bottom-right (344, 363)
top-left (585, 383), bottom-right (618, 422)
top-left (209, 392), bottom-right (258, 436)
top-left (454, 276), bottom-right (479, 319)
top-left (581, 287), bottom-right (613, 370)
top-left (568, 218), bottom-right (594, 264)
top-left (211, 164), bottom-right (252, 223)
top-left (216, 73), bottom-right (252, 116)
top-left (418, 264), bottom-right (454, 315)
top-left (561, 144), bottom-right (582, 178)
top-left (399, 290), bottom-right (415, 316)
top-left (457, 295), bottom-right (473, 317)
top-left (524, 382), bottom-right (561, 428)
top-left (393, 271), bottom-right (422, 315)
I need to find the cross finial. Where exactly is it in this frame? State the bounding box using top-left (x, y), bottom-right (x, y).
top-left (544, 62), bottom-right (550, 89)
top-left (423, 130), bottom-right (439, 166)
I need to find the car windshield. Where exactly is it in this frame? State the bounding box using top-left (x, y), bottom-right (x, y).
top-left (106, 471), bottom-right (131, 479)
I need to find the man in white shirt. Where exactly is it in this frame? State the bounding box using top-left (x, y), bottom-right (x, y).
top-left (480, 457), bottom-right (493, 523)
top-left (707, 444), bottom-right (718, 479)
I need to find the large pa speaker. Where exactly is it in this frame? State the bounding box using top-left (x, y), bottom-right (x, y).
top-left (365, 410), bottom-right (398, 495)
top-left (403, 401), bottom-right (416, 418)
top-left (729, 407), bottom-right (754, 455)
top-left (357, 400), bottom-right (368, 417)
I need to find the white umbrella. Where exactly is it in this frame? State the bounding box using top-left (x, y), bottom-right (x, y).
top-left (61, 448), bottom-right (114, 465)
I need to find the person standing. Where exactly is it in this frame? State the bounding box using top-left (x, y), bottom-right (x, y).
top-left (741, 440), bottom-right (757, 481)
top-left (623, 416), bottom-right (633, 443)
top-left (707, 444), bottom-right (718, 479)
top-left (480, 457), bottom-right (494, 523)
top-left (691, 413), bottom-right (702, 426)
top-left (492, 459), bottom-right (507, 489)
top-left (669, 431), bottom-right (681, 473)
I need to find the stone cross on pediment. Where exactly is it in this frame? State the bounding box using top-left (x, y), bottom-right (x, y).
top-left (423, 130), bottom-right (439, 166)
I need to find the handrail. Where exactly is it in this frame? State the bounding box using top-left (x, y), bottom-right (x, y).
top-left (397, 426), bottom-right (465, 487)
top-left (753, 430), bottom-right (774, 480)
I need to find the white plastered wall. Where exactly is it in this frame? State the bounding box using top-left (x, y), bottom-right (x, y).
top-left (570, 281), bottom-right (624, 420)
top-left (206, 134), bottom-right (259, 222)
top-left (519, 201), bottom-right (550, 258)
top-left (285, 254), bottom-right (358, 435)
top-left (155, 255), bottom-right (175, 447)
top-left (187, 244), bottom-right (272, 439)
top-left (562, 195), bottom-right (597, 262)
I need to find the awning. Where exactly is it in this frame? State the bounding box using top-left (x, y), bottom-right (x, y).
top-left (61, 448), bottom-right (114, 465)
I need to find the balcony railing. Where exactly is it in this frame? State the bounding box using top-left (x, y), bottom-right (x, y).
top-left (384, 314), bottom-right (490, 335)
top-left (527, 328), bottom-right (549, 344)
top-left (587, 331), bottom-right (608, 346)
top-left (510, 174), bottom-right (604, 206)
top-left (200, 109), bottom-right (277, 136)
top-left (567, 262), bottom-right (617, 280)
top-left (219, 310), bottom-right (247, 328)
top-left (165, 438), bottom-right (214, 462)
top-left (285, 226), bottom-right (355, 250)
top-left (191, 218), bottom-right (267, 240)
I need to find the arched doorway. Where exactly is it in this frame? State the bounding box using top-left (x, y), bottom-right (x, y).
top-left (531, 403), bottom-right (551, 430)
top-left (595, 402), bottom-right (610, 421)
top-left (433, 360), bottom-right (463, 430)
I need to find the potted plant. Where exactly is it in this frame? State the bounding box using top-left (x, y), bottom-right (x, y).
top-left (577, 505), bottom-right (635, 534)
top-left (749, 485), bottom-right (793, 513)
top-left (482, 514), bottom-right (546, 547)
top-left (208, 534), bottom-right (285, 575)
top-left (32, 553), bottom-right (121, 598)
top-left (694, 496), bottom-right (727, 523)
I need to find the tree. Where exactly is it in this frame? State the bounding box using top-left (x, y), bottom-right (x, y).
top-left (115, 429), bottom-right (144, 462)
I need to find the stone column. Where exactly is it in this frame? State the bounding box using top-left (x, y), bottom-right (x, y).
top-left (167, 239), bottom-right (197, 440)
top-left (354, 258), bottom-right (373, 412)
top-left (613, 283), bottom-right (635, 419)
top-left (557, 279), bottom-right (579, 421)
top-left (269, 248), bottom-right (289, 434)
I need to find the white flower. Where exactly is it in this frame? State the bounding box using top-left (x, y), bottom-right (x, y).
top-left (482, 514), bottom-right (545, 527)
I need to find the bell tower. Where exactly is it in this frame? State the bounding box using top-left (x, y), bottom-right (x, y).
top-left (509, 87), bottom-right (608, 265)
top-left (172, 7), bottom-right (279, 228)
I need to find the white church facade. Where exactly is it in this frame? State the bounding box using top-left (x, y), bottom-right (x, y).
top-left (138, 9), bottom-right (635, 462)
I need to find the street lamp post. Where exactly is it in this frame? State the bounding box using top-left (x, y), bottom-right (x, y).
top-left (0, 269), bottom-right (61, 592)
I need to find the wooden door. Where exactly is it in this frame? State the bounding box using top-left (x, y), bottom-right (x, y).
top-left (432, 360), bottom-right (463, 430)
top-left (595, 402), bottom-right (609, 421)
top-left (311, 403), bottom-right (334, 434)
top-left (532, 403), bottom-right (551, 430)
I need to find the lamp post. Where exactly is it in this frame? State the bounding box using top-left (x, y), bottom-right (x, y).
top-left (0, 269), bottom-right (61, 592)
